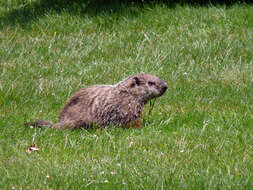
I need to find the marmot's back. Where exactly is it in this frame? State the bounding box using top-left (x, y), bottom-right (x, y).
top-left (59, 85), bottom-right (115, 127)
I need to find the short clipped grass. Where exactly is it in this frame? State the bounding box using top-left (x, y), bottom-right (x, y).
top-left (0, 1), bottom-right (253, 189)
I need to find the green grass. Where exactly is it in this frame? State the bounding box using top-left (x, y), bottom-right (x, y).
top-left (1, 1), bottom-right (253, 189)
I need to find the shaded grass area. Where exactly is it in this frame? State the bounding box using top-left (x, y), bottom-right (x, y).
top-left (1, 0), bottom-right (253, 28)
top-left (0, 1), bottom-right (253, 189)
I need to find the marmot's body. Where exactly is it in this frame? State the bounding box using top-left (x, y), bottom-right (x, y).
top-left (25, 73), bottom-right (168, 129)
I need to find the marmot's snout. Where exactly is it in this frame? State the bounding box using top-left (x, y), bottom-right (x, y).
top-left (158, 80), bottom-right (168, 95)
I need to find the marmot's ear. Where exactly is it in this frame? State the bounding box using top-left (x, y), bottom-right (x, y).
top-left (133, 77), bottom-right (141, 86)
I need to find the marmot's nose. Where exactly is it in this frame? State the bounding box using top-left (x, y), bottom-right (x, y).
top-left (160, 81), bottom-right (168, 94)
top-left (161, 85), bottom-right (168, 93)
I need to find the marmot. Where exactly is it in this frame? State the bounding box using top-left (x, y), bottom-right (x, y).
top-left (24, 73), bottom-right (168, 129)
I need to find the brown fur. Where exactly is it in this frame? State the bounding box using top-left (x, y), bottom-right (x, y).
top-left (24, 73), bottom-right (168, 129)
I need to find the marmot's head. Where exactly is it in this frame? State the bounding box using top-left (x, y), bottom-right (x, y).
top-left (117, 73), bottom-right (168, 104)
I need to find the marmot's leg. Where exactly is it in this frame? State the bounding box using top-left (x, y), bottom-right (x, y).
top-left (127, 119), bottom-right (142, 129)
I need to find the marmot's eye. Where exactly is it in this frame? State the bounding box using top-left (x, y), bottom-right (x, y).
top-left (148, 81), bottom-right (156, 86)
top-left (133, 77), bottom-right (141, 86)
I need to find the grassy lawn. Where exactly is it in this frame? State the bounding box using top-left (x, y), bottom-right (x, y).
top-left (0, 0), bottom-right (253, 189)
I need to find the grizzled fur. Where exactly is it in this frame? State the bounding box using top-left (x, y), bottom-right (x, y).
top-left (25, 73), bottom-right (168, 129)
